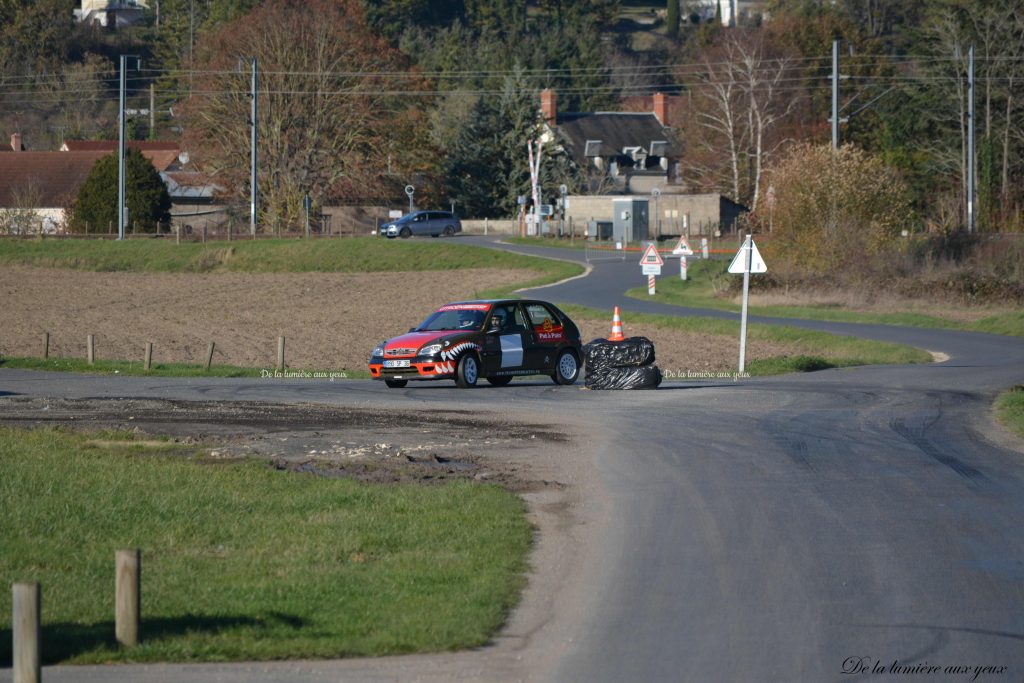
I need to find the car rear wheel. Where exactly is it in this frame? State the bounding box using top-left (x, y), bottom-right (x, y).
top-left (443, 225), bottom-right (455, 236)
top-left (384, 377), bottom-right (408, 388)
top-left (455, 353), bottom-right (479, 388)
top-left (552, 349), bottom-right (580, 385)
top-left (486, 375), bottom-right (513, 387)
top-left (399, 227), bottom-right (412, 238)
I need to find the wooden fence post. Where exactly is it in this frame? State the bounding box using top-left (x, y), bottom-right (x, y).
top-left (144, 342), bottom-right (153, 371)
top-left (87, 334), bottom-right (95, 364)
top-left (42, 332), bottom-right (49, 360)
top-left (13, 582), bottom-right (41, 683)
top-left (277, 336), bottom-right (285, 371)
top-left (205, 341), bottom-right (215, 371)
top-left (115, 549), bottom-right (140, 647)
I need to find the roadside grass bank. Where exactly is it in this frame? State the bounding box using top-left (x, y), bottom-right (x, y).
top-left (995, 386), bottom-right (1024, 440)
top-left (0, 357), bottom-right (370, 379)
top-left (0, 427), bottom-right (531, 664)
top-left (0, 236), bottom-right (582, 283)
top-left (625, 261), bottom-right (1024, 337)
top-left (562, 304), bottom-right (932, 377)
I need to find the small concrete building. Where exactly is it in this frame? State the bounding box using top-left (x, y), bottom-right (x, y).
top-left (564, 193), bottom-right (748, 238)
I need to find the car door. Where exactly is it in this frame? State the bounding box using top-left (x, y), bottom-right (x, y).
top-left (480, 302), bottom-right (528, 375)
top-left (411, 212), bottom-right (430, 235)
top-left (523, 302), bottom-right (568, 372)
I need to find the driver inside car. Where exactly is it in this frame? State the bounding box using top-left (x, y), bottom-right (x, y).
top-left (490, 309), bottom-right (508, 332)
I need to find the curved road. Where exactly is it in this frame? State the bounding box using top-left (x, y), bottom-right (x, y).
top-left (2, 236), bottom-right (1023, 682)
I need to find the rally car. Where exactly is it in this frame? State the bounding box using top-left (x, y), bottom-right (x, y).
top-left (368, 299), bottom-right (583, 388)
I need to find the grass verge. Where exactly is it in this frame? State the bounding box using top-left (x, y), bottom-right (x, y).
top-left (0, 427), bottom-right (531, 664)
top-left (0, 236), bottom-right (582, 280)
top-left (0, 357), bottom-right (371, 379)
top-left (995, 386), bottom-right (1024, 441)
top-left (625, 261), bottom-right (1024, 337)
top-left (561, 304), bottom-right (932, 376)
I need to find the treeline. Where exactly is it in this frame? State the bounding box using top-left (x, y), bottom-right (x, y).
top-left (0, 0), bottom-right (1020, 233)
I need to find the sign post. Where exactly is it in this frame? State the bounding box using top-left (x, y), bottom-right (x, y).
top-left (728, 235), bottom-right (767, 372)
top-left (639, 243), bottom-right (664, 296)
top-left (672, 236), bottom-right (694, 281)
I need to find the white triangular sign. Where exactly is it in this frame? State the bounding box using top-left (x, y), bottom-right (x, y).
top-left (728, 239), bottom-right (767, 274)
top-left (639, 243), bottom-right (664, 266)
top-left (672, 236), bottom-right (694, 256)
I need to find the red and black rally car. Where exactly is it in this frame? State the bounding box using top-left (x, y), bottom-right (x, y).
top-left (369, 299), bottom-right (583, 388)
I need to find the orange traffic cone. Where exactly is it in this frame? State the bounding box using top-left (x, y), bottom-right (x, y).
top-left (609, 306), bottom-right (625, 342)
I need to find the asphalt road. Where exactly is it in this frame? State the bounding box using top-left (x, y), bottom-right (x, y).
top-left (2, 236), bottom-right (1023, 682)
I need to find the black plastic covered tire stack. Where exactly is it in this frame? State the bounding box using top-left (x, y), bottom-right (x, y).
top-left (583, 336), bottom-right (662, 390)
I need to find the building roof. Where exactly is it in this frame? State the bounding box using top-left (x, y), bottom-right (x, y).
top-left (0, 152), bottom-right (108, 208)
top-left (553, 112), bottom-right (677, 166)
top-left (161, 171), bottom-right (225, 200)
top-left (60, 141), bottom-right (179, 172)
top-left (61, 140), bottom-right (180, 152)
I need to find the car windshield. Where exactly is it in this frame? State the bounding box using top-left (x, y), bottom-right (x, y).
top-left (416, 305), bottom-right (489, 331)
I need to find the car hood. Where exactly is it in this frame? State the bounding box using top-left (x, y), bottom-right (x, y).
top-left (382, 330), bottom-right (469, 356)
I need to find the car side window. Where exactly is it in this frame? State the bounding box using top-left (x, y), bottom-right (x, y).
top-left (525, 304), bottom-right (556, 327)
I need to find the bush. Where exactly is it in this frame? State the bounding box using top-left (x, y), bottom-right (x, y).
top-left (68, 149), bottom-right (171, 233)
top-left (755, 143), bottom-right (914, 274)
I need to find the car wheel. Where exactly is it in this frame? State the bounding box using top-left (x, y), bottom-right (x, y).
top-left (552, 349), bottom-right (580, 385)
top-left (399, 227), bottom-right (412, 238)
top-left (455, 353), bottom-right (479, 388)
top-left (384, 377), bottom-right (408, 388)
top-left (443, 225), bottom-right (455, 236)
top-left (486, 375), bottom-right (513, 387)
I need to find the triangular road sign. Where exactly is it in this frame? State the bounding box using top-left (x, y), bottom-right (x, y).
top-left (639, 243), bottom-right (665, 266)
top-left (671, 236), bottom-right (694, 256)
top-left (728, 239), bottom-right (768, 274)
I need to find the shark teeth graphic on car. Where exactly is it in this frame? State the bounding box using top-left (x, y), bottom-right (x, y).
top-left (440, 342), bottom-right (481, 362)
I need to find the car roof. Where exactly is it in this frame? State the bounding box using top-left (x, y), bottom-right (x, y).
top-left (440, 299), bottom-right (551, 307)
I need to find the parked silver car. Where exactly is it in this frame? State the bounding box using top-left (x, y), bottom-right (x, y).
top-left (380, 211), bottom-right (462, 238)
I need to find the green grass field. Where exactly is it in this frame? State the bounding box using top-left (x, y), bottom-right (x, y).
top-left (624, 260), bottom-right (1024, 337)
top-left (0, 428), bottom-right (531, 664)
top-left (995, 386), bottom-right (1024, 440)
top-left (0, 235), bottom-right (579, 276)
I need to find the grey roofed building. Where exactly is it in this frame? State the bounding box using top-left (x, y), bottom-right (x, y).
top-left (539, 89), bottom-right (681, 196)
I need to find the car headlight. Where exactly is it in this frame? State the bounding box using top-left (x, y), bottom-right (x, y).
top-left (419, 343), bottom-right (443, 356)
top-left (371, 343), bottom-right (385, 357)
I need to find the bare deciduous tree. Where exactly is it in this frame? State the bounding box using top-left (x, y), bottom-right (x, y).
top-left (181, 0), bottom-right (432, 230)
top-left (682, 30), bottom-right (799, 210)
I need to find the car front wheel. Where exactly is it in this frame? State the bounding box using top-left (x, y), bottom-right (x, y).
top-left (455, 353), bottom-right (479, 388)
top-left (552, 349), bottom-right (580, 385)
top-left (443, 225), bottom-right (455, 236)
top-left (399, 227), bottom-right (412, 238)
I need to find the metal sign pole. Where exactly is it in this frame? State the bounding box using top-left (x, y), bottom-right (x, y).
top-left (738, 234), bottom-right (751, 373)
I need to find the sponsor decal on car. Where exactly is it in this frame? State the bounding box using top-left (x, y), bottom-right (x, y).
top-left (535, 318), bottom-right (566, 342)
top-left (438, 303), bottom-right (492, 312)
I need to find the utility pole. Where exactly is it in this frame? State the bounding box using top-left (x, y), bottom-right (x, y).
top-left (832, 39), bottom-right (839, 150)
top-left (250, 57), bottom-right (258, 236)
top-left (118, 54), bottom-right (126, 240)
top-left (967, 44), bottom-right (976, 234)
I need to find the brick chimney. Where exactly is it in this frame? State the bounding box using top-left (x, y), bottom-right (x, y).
top-left (11, 133), bottom-right (22, 151)
top-left (541, 89), bottom-right (557, 127)
top-left (653, 93), bottom-right (668, 125)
